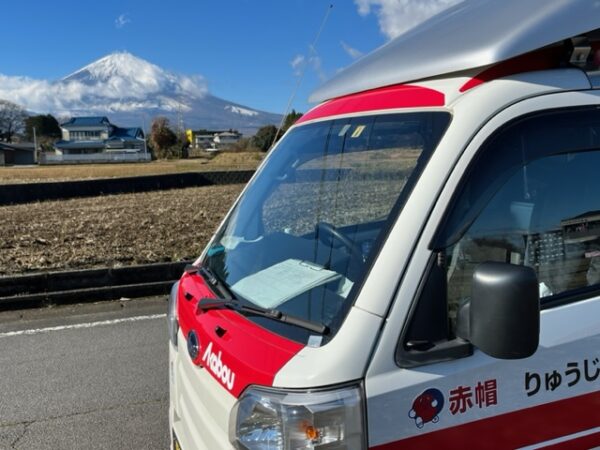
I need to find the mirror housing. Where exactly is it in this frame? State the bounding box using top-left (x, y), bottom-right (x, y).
top-left (457, 262), bottom-right (540, 359)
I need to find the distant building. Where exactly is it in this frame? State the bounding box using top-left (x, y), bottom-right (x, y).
top-left (194, 133), bottom-right (215, 149)
top-left (191, 129), bottom-right (242, 150)
top-left (213, 131), bottom-right (242, 149)
top-left (45, 116), bottom-right (149, 164)
top-left (55, 116), bottom-right (145, 154)
top-left (562, 210), bottom-right (600, 243)
top-left (0, 142), bottom-right (35, 166)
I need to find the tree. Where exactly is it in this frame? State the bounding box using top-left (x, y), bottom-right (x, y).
top-left (0, 100), bottom-right (27, 142)
top-left (149, 117), bottom-right (177, 158)
top-left (223, 137), bottom-right (262, 153)
top-left (24, 114), bottom-right (61, 141)
top-left (267, 110), bottom-right (304, 148)
top-left (251, 125), bottom-right (278, 152)
top-left (282, 109), bottom-right (303, 133)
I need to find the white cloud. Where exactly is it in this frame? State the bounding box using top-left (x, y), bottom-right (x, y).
top-left (115, 13), bottom-right (131, 29)
top-left (341, 41), bottom-right (363, 59)
top-left (290, 52), bottom-right (326, 82)
top-left (174, 74), bottom-right (207, 98)
top-left (309, 54), bottom-right (326, 82)
top-left (355, 0), bottom-right (462, 39)
top-left (290, 54), bottom-right (305, 76)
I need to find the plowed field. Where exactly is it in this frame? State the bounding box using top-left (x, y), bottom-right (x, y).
top-left (0, 185), bottom-right (244, 275)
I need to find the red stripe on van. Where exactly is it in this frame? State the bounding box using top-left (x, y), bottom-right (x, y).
top-left (542, 430), bottom-right (600, 450)
top-left (371, 390), bottom-right (600, 450)
top-left (177, 272), bottom-right (304, 398)
top-left (297, 84), bottom-right (445, 124)
top-left (459, 46), bottom-right (565, 93)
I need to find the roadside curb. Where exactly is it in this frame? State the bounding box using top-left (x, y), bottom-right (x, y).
top-left (0, 261), bottom-right (189, 311)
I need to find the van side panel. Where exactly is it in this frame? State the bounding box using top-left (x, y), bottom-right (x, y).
top-left (364, 88), bottom-right (600, 449)
top-left (367, 296), bottom-right (600, 449)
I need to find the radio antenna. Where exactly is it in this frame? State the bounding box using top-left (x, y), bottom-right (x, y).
top-left (271, 3), bottom-right (333, 148)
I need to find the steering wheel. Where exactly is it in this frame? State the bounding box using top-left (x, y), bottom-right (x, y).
top-left (315, 222), bottom-right (365, 264)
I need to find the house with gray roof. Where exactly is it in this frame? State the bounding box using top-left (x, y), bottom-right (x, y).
top-left (47, 116), bottom-right (149, 164)
top-left (0, 142), bottom-right (35, 166)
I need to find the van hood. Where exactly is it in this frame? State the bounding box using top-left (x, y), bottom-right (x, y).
top-left (176, 272), bottom-right (304, 397)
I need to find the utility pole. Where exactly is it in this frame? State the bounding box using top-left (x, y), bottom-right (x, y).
top-left (33, 126), bottom-right (38, 164)
top-left (177, 99), bottom-right (185, 135)
top-left (141, 114), bottom-right (148, 159)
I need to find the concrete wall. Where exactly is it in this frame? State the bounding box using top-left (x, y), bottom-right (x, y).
top-left (40, 152), bottom-right (151, 164)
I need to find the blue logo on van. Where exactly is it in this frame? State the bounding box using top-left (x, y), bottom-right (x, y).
top-left (187, 330), bottom-right (200, 360)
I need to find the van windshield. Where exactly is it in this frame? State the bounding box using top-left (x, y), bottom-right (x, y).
top-left (203, 112), bottom-right (450, 343)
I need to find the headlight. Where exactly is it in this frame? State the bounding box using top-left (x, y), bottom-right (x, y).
top-left (167, 282), bottom-right (179, 347)
top-left (229, 383), bottom-right (366, 450)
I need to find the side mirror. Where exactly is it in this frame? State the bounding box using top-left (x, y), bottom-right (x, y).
top-left (457, 262), bottom-right (539, 359)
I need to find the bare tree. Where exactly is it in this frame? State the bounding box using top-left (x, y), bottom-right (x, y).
top-left (0, 100), bottom-right (27, 142)
top-left (150, 116), bottom-right (177, 158)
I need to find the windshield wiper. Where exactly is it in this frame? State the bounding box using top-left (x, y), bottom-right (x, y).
top-left (192, 264), bottom-right (328, 335)
top-left (191, 265), bottom-right (235, 300)
top-left (197, 297), bottom-right (329, 335)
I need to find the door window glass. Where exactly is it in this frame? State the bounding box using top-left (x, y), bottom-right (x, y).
top-left (445, 151), bottom-right (600, 320)
top-left (401, 108), bottom-right (600, 367)
top-left (436, 108), bottom-right (600, 328)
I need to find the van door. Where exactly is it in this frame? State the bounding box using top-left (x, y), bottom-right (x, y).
top-left (365, 103), bottom-right (600, 449)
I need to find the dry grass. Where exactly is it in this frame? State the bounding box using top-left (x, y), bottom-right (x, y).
top-left (208, 151), bottom-right (265, 167)
top-left (0, 152), bottom-right (264, 184)
top-left (0, 184), bottom-right (245, 275)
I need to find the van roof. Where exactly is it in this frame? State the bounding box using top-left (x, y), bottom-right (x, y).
top-left (310, 0), bottom-right (600, 103)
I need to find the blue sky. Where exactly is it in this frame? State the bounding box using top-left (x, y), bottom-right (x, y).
top-left (0, 0), bottom-right (459, 114)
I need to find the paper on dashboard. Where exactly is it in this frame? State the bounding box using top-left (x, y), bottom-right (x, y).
top-left (231, 259), bottom-right (341, 309)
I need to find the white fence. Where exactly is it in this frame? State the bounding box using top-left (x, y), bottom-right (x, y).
top-left (40, 152), bottom-right (151, 165)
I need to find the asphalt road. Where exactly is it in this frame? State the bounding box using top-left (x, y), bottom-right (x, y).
top-left (0, 297), bottom-right (170, 450)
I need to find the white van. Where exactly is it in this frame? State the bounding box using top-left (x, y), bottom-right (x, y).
top-left (168, 1), bottom-right (600, 448)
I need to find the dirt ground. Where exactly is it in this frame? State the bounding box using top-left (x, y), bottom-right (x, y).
top-left (0, 152), bottom-right (263, 184)
top-left (0, 184), bottom-right (245, 275)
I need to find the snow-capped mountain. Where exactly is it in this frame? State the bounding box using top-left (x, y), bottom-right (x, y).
top-left (0, 52), bottom-right (282, 135)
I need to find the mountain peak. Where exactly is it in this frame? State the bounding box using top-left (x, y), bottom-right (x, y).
top-left (58, 51), bottom-right (208, 102)
top-left (63, 51), bottom-right (166, 84)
